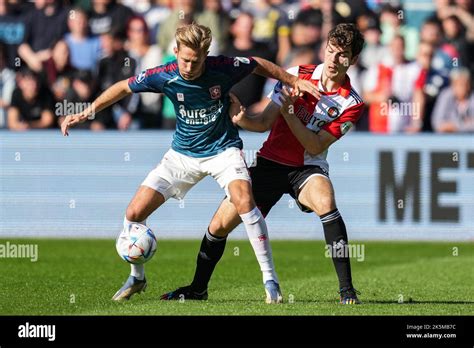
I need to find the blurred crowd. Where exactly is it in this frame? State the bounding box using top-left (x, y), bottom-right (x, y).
top-left (0, 0), bottom-right (473, 133)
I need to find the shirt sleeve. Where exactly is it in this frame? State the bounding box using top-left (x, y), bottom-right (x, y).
top-left (267, 66), bottom-right (299, 106)
top-left (276, 9), bottom-right (290, 37)
top-left (321, 102), bottom-right (364, 139)
top-left (128, 64), bottom-right (171, 93)
top-left (212, 56), bottom-right (258, 85)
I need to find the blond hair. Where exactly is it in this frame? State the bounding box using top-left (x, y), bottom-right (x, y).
top-left (175, 23), bottom-right (212, 52)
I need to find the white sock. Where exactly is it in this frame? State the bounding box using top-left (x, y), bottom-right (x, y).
top-left (123, 216), bottom-right (146, 280)
top-left (240, 207), bottom-right (279, 284)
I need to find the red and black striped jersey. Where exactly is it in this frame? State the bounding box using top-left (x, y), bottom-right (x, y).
top-left (257, 64), bottom-right (364, 170)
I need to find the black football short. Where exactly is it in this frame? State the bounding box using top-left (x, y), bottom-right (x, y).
top-left (249, 156), bottom-right (329, 215)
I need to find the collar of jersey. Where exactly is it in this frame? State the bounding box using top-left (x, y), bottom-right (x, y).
top-left (312, 64), bottom-right (351, 97)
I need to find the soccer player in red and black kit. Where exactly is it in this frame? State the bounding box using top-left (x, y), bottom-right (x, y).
top-left (162, 23), bottom-right (365, 304)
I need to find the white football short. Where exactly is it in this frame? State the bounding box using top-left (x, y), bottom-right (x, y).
top-left (141, 147), bottom-right (251, 200)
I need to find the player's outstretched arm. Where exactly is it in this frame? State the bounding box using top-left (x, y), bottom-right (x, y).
top-left (61, 79), bottom-right (132, 136)
top-left (279, 87), bottom-right (337, 156)
top-left (252, 57), bottom-right (321, 100)
top-left (229, 93), bottom-right (280, 132)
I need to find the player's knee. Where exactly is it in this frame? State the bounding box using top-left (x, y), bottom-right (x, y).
top-left (125, 205), bottom-right (146, 222)
top-left (312, 196), bottom-right (336, 216)
top-left (230, 196), bottom-right (254, 214)
top-left (208, 218), bottom-right (231, 237)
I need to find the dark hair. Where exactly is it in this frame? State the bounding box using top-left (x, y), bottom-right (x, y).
top-left (327, 23), bottom-right (365, 57)
top-left (74, 69), bottom-right (93, 83)
top-left (294, 9), bottom-right (323, 28)
top-left (380, 4), bottom-right (403, 15)
top-left (18, 67), bottom-right (39, 80)
top-left (231, 10), bottom-right (254, 25)
top-left (126, 15), bottom-right (149, 37)
top-left (107, 26), bottom-right (127, 42)
top-left (423, 17), bottom-right (442, 28)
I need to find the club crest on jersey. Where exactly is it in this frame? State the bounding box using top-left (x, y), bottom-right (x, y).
top-left (209, 85), bottom-right (221, 100)
top-left (327, 106), bottom-right (339, 118)
top-left (177, 93), bottom-right (184, 101)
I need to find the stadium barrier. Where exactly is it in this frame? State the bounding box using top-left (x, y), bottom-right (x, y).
top-left (1, 130), bottom-right (473, 240)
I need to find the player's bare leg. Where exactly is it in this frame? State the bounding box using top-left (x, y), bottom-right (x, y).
top-left (112, 185), bottom-right (165, 301)
top-left (207, 197), bottom-right (241, 237)
top-left (227, 179), bottom-right (282, 303)
top-left (160, 198), bottom-right (240, 301)
top-left (298, 175), bottom-right (360, 304)
top-left (161, 185), bottom-right (282, 303)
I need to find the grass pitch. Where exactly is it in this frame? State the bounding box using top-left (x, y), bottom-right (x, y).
top-left (0, 239), bottom-right (473, 315)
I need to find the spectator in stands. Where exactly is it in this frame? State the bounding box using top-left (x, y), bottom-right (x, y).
top-left (18, 0), bottom-right (68, 73)
top-left (418, 17), bottom-right (459, 131)
top-left (224, 12), bottom-right (272, 108)
top-left (432, 68), bottom-right (474, 132)
top-left (64, 7), bottom-right (101, 73)
top-left (379, 4), bottom-right (419, 60)
top-left (7, 69), bottom-right (54, 130)
top-left (242, 0), bottom-right (290, 64)
top-left (203, 0), bottom-right (231, 52)
top-left (331, 0), bottom-right (369, 25)
top-left (441, 15), bottom-right (471, 71)
top-left (0, 43), bottom-right (15, 128)
top-left (386, 36), bottom-right (426, 133)
top-left (88, 0), bottom-right (133, 37)
top-left (57, 69), bottom-right (107, 131)
top-left (300, 0), bottom-right (344, 40)
top-left (408, 39), bottom-right (436, 133)
top-left (0, 0), bottom-right (29, 70)
top-left (125, 16), bottom-right (162, 129)
top-left (120, 0), bottom-right (171, 45)
top-left (436, 0), bottom-right (474, 42)
top-left (96, 29), bottom-right (135, 130)
top-left (363, 35), bottom-right (426, 133)
top-left (357, 13), bottom-right (389, 69)
top-left (289, 8), bottom-right (323, 55)
top-left (42, 40), bottom-right (76, 103)
top-left (158, 0), bottom-right (221, 55)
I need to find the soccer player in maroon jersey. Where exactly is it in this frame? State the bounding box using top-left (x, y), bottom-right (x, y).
top-left (162, 23), bottom-right (365, 304)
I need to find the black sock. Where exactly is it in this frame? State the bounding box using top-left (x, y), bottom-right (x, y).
top-left (320, 209), bottom-right (353, 289)
top-left (190, 229), bottom-right (227, 293)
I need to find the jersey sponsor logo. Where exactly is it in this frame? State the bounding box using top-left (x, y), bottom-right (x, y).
top-left (340, 121), bottom-right (353, 135)
top-left (209, 85), bottom-right (221, 100)
top-left (177, 93), bottom-right (184, 101)
top-left (295, 104), bottom-right (313, 123)
top-left (233, 57), bottom-right (250, 66)
top-left (178, 100), bottom-right (223, 125)
top-left (327, 106), bottom-right (339, 118)
top-left (136, 70), bottom-right (146, 83)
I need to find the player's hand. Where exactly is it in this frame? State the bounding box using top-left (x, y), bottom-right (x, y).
top-left (279, 87), bottom-right (299, 118)
top-left (294, 78), bottom-right (320, 100)
top-left (61, 113), bottom-right (88, 136)
top-left (229, 92), bottom-right (246, 126)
